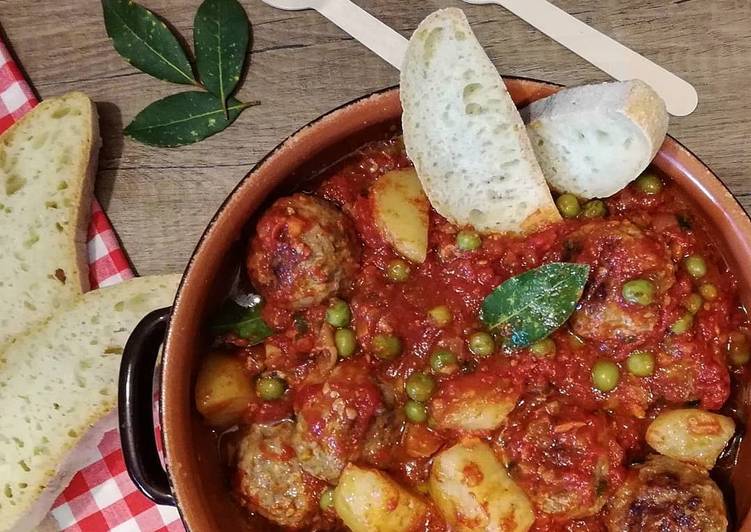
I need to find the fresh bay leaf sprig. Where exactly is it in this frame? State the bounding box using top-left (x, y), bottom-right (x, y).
top-left (480, 262), bottom-right (590, 348)
top-left (102, 0), bottom-right (257, 146)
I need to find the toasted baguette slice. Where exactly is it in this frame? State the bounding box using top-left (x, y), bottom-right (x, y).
top-left (400, 8), bottom-right (560, 234)
top-left (523, 80), bottom-right (668, 199)
top-left (0, 274), bottom-right (180, 532)
top-left (0, 92), bottom-right (99, 349)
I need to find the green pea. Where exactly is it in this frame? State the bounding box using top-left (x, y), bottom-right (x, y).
top-left (427, 305), bottom-right (452, 327)
top-left (581, 199), bottom-right (607, 219)
top-left (430, 349), bottom-right (458, 373)
top-left (319, 488), bottom-right (335, 511)
top-left (728, 332), bottom-right (750, 366)
top-left (671, 312), bottom-right (694, 334)
top-left (373, 334), bottom-right (402, 360)
top-left (335, 328), bottom-right (357, 358)
top-left (406, 372), bottom-right (436, 402)
top-left (622, 279), bottom-right (656, 306)
top-left (456, 230), bottom-right (482, 251)
top-left (256, 375), bottom-right (286, 400)
top-left (556, 193), bottom-right (581, 218)
top-left (468, 332), bottom-right (495, 357)
top-left (635, 173), bottom-right (663, 195)
top-left (326, 298), bottom-right (351, 327)
top-left (626, 351), bottom-right (655, 377)
top-left (683, 255), bottom-right (707, 279)
top-left (699, 283), bottom-right (719, 301)
top-left (592, 360), bottom-right (620, 392)
top-left (684, 293), bottom-right (703, 314)
top-left (530, 338), bottom-right (556, 358)
top-left (404, 399), bottom-right (428, 424)
top-left (386, 259), bottom-right (411, 283)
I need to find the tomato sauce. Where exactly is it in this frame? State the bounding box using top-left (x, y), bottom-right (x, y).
top-left (214, 137), bottom-right (750, 531)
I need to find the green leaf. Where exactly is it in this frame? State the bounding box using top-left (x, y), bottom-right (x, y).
top-left (124, 91), bottom-right (256, 146)
top-left (102, 0), bottom-right (196, 85)
top-left (211, 300), bottom-right (273, 345)
top-left (480, 262), bottom-right (590, 348)
top-left (194, 0), bottom-right (250, 111)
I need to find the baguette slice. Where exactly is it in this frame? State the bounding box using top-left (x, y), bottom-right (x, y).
top-left (0, 274), bottom-right (180, 532)
top-left (0, 92), bottom-right (99, 349)
top-left (400, 8), bottom-right (560, 234)
top-left (523, 80), bottom-right (668, 199)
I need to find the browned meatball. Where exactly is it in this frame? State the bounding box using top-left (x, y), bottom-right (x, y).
top-left (359, 409), bottom-right (405, 468)
top-left (233, 421), bottom-right (324, 529)
top-left (498, 396), bottom-right (625, 520)
top-left (247, 193), bottom-right (360, 310)
top-left (605, 454), bottom-right (727, 532)
top-left (292, 360), bottom-right (383, 482)
top-left (566, 221), bottom-right (674, 346)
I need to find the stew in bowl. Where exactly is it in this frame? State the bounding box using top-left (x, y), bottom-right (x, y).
top-left (194, 131), bottom-right (749, 531)
top-left (121, 81), bottom-right (751, 532)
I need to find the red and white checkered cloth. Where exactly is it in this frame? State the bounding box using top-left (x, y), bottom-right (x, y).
top-left (0, 40), bottom-right (183, 530)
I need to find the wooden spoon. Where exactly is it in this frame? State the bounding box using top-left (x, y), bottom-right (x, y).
top-left (260, 0), bottom-right (408, 70)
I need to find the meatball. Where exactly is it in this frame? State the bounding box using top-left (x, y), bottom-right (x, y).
top-left (359, 409), bottom-right (405, 468)
top-left (605, 454), bottom-right (727, 532)
top-left (233, 421), bottom-right (323, 529)
top-left (292, 361), bottom-right (383, 482)
top-left (498, 396), bottom-right (624, 519)
top-left (654, 334), bottom-right (730, 410)
top-left (247, 193), bottom-right (360, 310)
top-left (566, 221), bottom-right (674, 346)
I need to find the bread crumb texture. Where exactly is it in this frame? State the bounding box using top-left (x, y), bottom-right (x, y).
top-left (0, 92), bottom-right (99, 348)
top-left (0, 274), bottom-right (179, 530)
top-left (400, 8), bottom-right (559, 234)
top-left (524, 80), bottom-right (668, 199)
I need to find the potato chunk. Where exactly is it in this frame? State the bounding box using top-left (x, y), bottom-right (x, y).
top-left (429, 439), bottom-right (534, 532)
top-left (195, 352), bottom-right (254, 427)
top-left (429, 371), bottom-right (519, 433)
top-left (372, 168), bottom-right (429, 263)
top-left (646, 409), bottom-right (735, 469)
top-left (334, 464), bottom-right (428, 532)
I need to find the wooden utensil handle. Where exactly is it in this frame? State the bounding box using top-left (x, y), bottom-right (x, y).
top-left (495, 0), bottom-right (698, 116)
top-left (315, 0), bottom-right (408, 70)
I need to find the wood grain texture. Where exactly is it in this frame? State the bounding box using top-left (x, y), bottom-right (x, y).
top-left (0, 0), bottom-right (749, 274)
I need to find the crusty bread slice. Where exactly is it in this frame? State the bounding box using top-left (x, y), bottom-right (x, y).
top-left (0, 92), bottom-right (99, 349)
top-left (0, 274), bottom-right (180, 532)
top-left (523, 80), bottom-right (668, 199)
top-left (400, 8), bottom-right (560, 234)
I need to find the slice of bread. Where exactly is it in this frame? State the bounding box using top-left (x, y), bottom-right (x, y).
top-left (0, 274), bottom-right (180, 532)
top-left (400, 8), bottom-right (560, 234)
top-left (523, 80), bottom-right (668, 199)
top-left (0, 92), bottom-right (99, 349)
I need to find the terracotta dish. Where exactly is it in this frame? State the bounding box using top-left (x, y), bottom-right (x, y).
top-left (119, 78), bottom-right (751, 531)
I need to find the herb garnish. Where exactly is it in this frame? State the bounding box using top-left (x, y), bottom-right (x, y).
top-left (102, 0), bottom-right (257, 146)
top-left (211, 299), bottom-right (273, 345)
top-left (480, 262), bottom-right (589, 348)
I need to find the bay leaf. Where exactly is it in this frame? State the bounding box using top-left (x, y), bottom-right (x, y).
top-left (194, 0), bottom-right (250, 111)
top-left (211, 300), bottom-right (273, 345)
top-left (480, 262), bottom-right (590, 348)
top-left (102, 0), bottom-right (196, 85)
top-left (124, 91), bottom-right (256, 147)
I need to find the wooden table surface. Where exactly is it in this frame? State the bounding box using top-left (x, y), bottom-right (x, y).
top-left (0, 0), bottom-right (749, 275)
